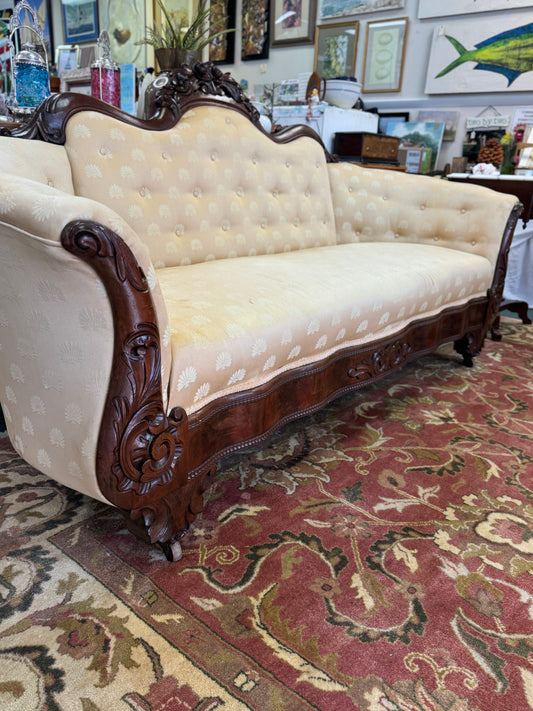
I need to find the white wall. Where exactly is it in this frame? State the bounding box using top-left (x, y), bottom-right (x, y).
top-left (50, 0), bottom-right (533, 170)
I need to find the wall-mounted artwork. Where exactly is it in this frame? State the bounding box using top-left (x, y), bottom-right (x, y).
top-left (62, 0), bottom-right (99, 44)
top-left (98, 0), bottom-right (145, 68)
top-left (272, 0), bottom-right (316, 46)
top-left (362, 17), bottom-right (407, 93)
top-left (241, 0), bottom-right (270, 60)
top-left (319, 0), bottom-right (404, 21)
top-left (425, 16), bottom-right (533, 94)
top-left (314, 21), bottom-right (358, 79)
top-left (209, 0), bottom-right (236, 63)
top-left (418, 0), bottom-right (533, 19)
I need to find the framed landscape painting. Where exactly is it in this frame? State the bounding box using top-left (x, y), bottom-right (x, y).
top-left (418, 0), bottom-right (533, 19)
top-left (314, 21), bottom-right (358, 79)
top-left (62, 0), bottom-right (98, 44)
top-left (319, 0), bottom-right (404, 21)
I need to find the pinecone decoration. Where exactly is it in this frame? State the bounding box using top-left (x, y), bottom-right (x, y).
top-left (477, 138), bottom-right (504, 166)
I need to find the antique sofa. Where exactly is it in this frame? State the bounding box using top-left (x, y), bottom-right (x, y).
top-left (0, 63), bottom-right (521, 561)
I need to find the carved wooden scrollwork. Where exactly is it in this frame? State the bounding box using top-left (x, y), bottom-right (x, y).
top-left (347, 341), bottom-right (412, 382)
top-left (61, 220), bottom-right (189, 523)
top-left (151, 61), bottom-right (260, 124)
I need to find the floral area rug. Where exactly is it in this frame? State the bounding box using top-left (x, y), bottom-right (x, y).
top-left (1, 321), bottom-right (532, 711)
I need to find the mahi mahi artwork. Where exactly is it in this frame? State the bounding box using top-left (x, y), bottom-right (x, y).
top-left (436, 22), bottom-right (533, 86)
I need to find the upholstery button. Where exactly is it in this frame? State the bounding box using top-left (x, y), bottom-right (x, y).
top-left (251, 156), bottom-right (258, 165)
top-left (348, 186), bottom-right (354, 192)
top-left (139, 187), bottom-right (146, 197)
top-left (286, 160), bottom-right (291, 167)
top-left (433, 236), bottom-right (439, 241)
top-left (304, 190), bottom-right (310, 198)
top-left (272, 189), bottom-right (279, 198)
top-left (420, 204), bottom-right (426, 210)
top-left (471, 240), bottom-right (477, 245)
top-left (236, 187), bottom-right (244, 197)
top-left (99, 146), bottom-right (107, 156)
top-left (210, 152), bottom-right (217, 161)
top-left (162, 152), bottom-right (169, 160)
top-left (222, 221), bottom-right (229, 231)
top-left (293, 218), bottom-right (300, 227)
top-left (261, 220), bottom-right (267, 229)
top-left (193, 187), bottom-right (202, 198)
top-left (461, 208), bottom-right (467, 214)
top-left (382, 195), bottom-right (388, 200)
top-left (47, 179), bottom-right (54, 187)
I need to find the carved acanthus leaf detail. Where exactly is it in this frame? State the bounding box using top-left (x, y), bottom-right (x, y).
top-left (348, 342), bottom-right (412, 382)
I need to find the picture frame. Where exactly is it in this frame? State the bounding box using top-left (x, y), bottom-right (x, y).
top-left (424, 14), bottom-right (533, 94)
top-left (98, 0), bottom-right (146, 68)
top-left (241, 0), bottom-right (270, 61)
top-left (418, 0), bottom-right (533, 19)
top-left (319, 0), bottom-right (405, 21)
top-left (59, 67), bottom-right (91, 94)
top-left (314, 21), bottom-right (358, 80)
top-left (28, 0), bottom-right (54, 62)
top-left (62, 0), bottom-right (99, 44)
top-left (362, 17), bottom-right (408, 93)
top-left (56, 45), bottom-right (79, 75)
top-left (209, 0), bottom-right (236, 64)
top-left (272, 0), bottom-right (317, 47)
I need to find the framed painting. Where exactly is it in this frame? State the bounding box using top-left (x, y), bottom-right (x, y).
top-left (98, 0), bottom-right (146, 68)
top-left (241, 0), bottom-right (270, 61)
top-left (209, 0), bottom-right (236, 64)
top-left (272, 0), bottom-right (316, 46)
top-left (56, 45), bottom-right (79, 74)
top-left (418, 0), bottom-right (533, 19)
top-left (362, 17), bottom-right (408, 93)
top-left (62, 0), bottom-right (99, 44)
top-left (314, 21), bottom-right (358, 80)
top-left (27, 0), bottom-right (54, 62)
top-left (319, 0), bottom-right (404, 21)
top-left (425, 14), bottom-right (533, 94)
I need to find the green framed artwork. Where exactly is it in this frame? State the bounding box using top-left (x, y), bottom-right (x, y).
top-left (314, 21), bottom-right (358, 79)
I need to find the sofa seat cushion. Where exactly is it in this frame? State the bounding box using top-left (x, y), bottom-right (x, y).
top-left (158, 242), bottom-right (493, 414)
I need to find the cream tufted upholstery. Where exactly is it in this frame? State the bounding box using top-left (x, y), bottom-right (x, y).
top-left (329, 163), bottom-right (517, 269)
top-left (64, 105), bottom-right (337, 267)
top-left (0, 96), bottom-right (519, 508)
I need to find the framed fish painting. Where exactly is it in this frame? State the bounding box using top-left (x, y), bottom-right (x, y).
top-left (425, 15), bottom-right (533, 94)
top-left (418, 0), bottom-right (533, 19)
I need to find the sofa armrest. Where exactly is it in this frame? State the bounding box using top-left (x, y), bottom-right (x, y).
top-left (328, 163), bottom-right (520, 269)
top-left (0, 177), bottom-right (171, 501)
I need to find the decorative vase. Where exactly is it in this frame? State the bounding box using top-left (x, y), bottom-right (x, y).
top-left (155, 48), bottom-right (201, 72)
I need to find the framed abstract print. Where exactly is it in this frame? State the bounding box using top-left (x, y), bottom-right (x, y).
top-left (272, 0), bottom-right (316, 47)
top-left (209, 0), bottom-right (236, 64)
top-left (241, 0), bottom-right (269, 61)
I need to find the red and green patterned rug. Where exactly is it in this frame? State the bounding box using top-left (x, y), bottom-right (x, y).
top-left (1, 321), bottom-right (532, 710)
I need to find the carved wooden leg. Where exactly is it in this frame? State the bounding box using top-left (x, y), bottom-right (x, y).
top-left (160, 539), bottom-right (183, 562)
top-left (453, 333), bottom-right (479, 367)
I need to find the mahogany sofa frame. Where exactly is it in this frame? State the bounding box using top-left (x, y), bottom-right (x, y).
top-left (6, 63), bottom-right (522, 560)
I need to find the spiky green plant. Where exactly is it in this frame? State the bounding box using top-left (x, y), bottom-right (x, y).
top-left (137, 0), bottom-right (234, 51)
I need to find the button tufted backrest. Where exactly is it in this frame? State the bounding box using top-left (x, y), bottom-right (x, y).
top-left (329, 162), bottom-right (517, 269)
top-left (63, 105), bottom-right (337, 267)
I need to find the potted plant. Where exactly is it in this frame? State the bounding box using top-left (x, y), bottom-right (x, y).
top-left (138, 0), bottom-right (235, 72)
